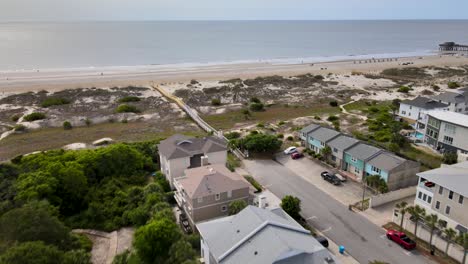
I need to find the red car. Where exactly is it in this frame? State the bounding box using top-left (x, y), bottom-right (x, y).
top-left (386, 230), bottom-right (416, 250)
top-left (291, 152), bottom-right (304, 159)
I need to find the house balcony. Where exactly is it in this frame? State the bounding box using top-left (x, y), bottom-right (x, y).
top-left (174, 191), bottom-right (186, 207)
top-left (417, 181), bottom-right (435, 193)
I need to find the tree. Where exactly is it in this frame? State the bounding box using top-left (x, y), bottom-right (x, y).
top-left (133, 218), bottom-right (182, 264)
top-left (395, 201), bottom-right (408, 231)
top-left (63, 121), bottom-right (73, 130)
top-left (321, 146), bottom-right (332, 162)
top-left (407, 205), bottom-right (426, 241)
top-left (281, 195), bottom-right (301, 220)
top-left (249, 102), bottom-right (264, 112)
top-left (234, 133), bottom-right (282, 154)
top-left (165, 240), bottom-right (197, 264)
top-left (63, 249), bottom-right (92, 264)
top-left (442, 152), bottom-right (458, 165)
top-left (443, 228), bottom-right (457, 257)
top-left (424, 214), bottom-right (438, 247)
top-left (228, 200), bottom-right (248, 215)
top-left (211, 98), bottom-right (221, 106)
top-left (0, 202), bottom-right (72, 248)
top-left (456, 233), bottom-right (468, 264)
top-left (0, 241), bottom-right (65, 264)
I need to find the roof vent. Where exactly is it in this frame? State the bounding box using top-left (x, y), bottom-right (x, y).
top-left (254, 251), bottom-right (258, 255)
top-left (177, 140), bottom-right (192, 146)
top-left (236, 229), bottom-right (240, 233)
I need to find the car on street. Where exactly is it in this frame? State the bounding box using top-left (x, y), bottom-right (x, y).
top-left (291, 152), bottom-right (304, 159)
top-left (386, 230), bottom-right (416, 250)
top-left (321, 171), bottom-right (341, 185)
top-left (284, 147), bottom-right (298, 155)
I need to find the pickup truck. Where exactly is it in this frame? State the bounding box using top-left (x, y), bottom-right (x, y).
top-left (320, 171), bottom-right (341, 185)
top-left (386, 230), bottom-right (416, 250)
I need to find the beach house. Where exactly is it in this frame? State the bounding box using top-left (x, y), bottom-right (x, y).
top-left (364, 152), bottom-right (420, 190)
top-left (173, 164), bottom-right (251, 226)
top-left (433, 88), bottom-right (468, 114)
top-left (158, 134), bottom-right (227, 188)
top-left (197, 206), bottom-right (339, 264)
top-left (415, 161), bottom-right (468, 234)
top-left (343, 143), bottom-right (383, 181)
top-left (299, 123), bottom-right (320, 148)
top-left (326, 134), bottom-right (360, 168)
top-left (307, 126), bottom-right (341, 153)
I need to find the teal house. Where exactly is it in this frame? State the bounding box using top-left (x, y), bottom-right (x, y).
top-left (307, 127), bottom-right (341, 153)
top-left (343, 143), bottom-right (382, 181)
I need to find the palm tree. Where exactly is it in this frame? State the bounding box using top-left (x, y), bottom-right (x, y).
top-left (407, 205), bottom-right (426, 241)
top-left (456, 233), bottom-right (468, 264)
top-left (443, 228), bottom-right (456, 257)
top-left (424, 214), bottom-right (438, 247)
top-left (395, 201), bottom-right (408, 231)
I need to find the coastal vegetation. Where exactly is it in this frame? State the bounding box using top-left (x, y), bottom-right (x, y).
top-left (118, 96), bottom-right (141, 103)
top-left (23, 112), bottom-right (46, 122)
top-left (41, 97), bottom-right (71, 108)
top-left (116, 104), bottom-right (141, 113)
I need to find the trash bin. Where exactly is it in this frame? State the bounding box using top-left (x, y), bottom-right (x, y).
top-left (339, 245), bottom-right (345, 254)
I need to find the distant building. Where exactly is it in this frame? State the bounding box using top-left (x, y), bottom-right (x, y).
top-left (398, 97), bottom-right (448, 136)
top-left (432, 88), bottom-right (468, 114)
top-left (423, 111), bottom-right (468, 155)
top-left (415, 161), bottom-right (468, 234)
top-left (197, 206), bottom-right (339, 264)
top-left (174, 164), bottom-right (251, 226)
top-left (158, 134), bottom-right (227, 188)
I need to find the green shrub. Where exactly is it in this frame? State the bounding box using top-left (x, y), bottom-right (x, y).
top-left (242, 109), bottom-right (251, 116)
top-left (211, 98), bottom-right (221, 106)
top-left (278, 121), bottom-right (285, 126)
top-left (431, 85), bottom-right (440, 91)
top-left (256, 122), bottom-right (265, 128)
top-left (224, 131), bottom-right (241, 140)
top-left (327, 115), bottom-right (339, 122)
top-left (10, 114), bottom-right (21, 122)
top-left (250, 97), bottom-right (261, 104)
top-left (249, 102), bottom-right (264, 112)
top-left (286, 136), bottom-right (294, 141)
top-left (23, 112), bottom-right (46, 122)
top-left (397, 86), bottom-right (411, 93)
top-left (329, 101), bottom-right (339, 107)
top-left (314, 116), bottom-right (321, 120)
top-left (116, 104), bottom-right (140, 113)
top-left (277, 133), bottom-right (284, 139)
top-left (244, 176), bottom-right (262, 193)
top-left (63, 121), bottom-right (72, 130)
top-left (447, 81), bottom-right (460, 89)
top-left (118, 96), bottom-right (141, 103)
top-left (14, 124), bottom-right (27, 132)
top-left (41, 97), bottom-right (71, 108)
top-left (85, 118), bottom-right (92, 127)
top-left (190, 79), bottom-right (199, 85)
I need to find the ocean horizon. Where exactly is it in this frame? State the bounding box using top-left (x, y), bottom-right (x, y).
top-left (1, 20), bottom-right (468, 71)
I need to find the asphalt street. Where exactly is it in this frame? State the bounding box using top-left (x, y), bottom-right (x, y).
top-left (244, 159), bottom-right (434, 264)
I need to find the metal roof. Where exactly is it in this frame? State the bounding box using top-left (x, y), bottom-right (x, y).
top-left (345, 143), bottom-right (382, 161)
top-left (400, 96), bottom-right (448, 109)
top-left (300, 124), bottom-right (320, 135)
top-left (367, 152), bottom-right (407, 172)
top-left (197, 206), bottom-right (338, 264)
top-left (417, 161), bottom-right (468, 197)
top-left (158, 134), bottom-right (227, 159)
top-left (308, 127), bottom-right (341, 143)
top-left (426, 110), bottom-right (468, 128)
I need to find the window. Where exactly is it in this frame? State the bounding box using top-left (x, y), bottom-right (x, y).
top-left (435, 201), bottom-right (440, 209)
top-left (333, 148), bottom-right (338, 153)
top-left (459, 195), bottom-right (464, 204)
top-left (444, 123), bottom-right (456, 134)
top-left (443, 136), bottom-right (454, 145)
top-left (409, 106), bottom-right (412, 109)
top-left (418, 192), bottom-right (422, 199)
top-left (198, 197), bottom-right (203, 203)
top-left (427, 196), bottom-right (432, 204)
top-left (320, 141), bottom-right (325, 147)
top-left (423, 193), bottom-right (427, 201)
top-left (227, 190), bottom-right (232, 198)
top-left (449, 191), bottom-right (453, 200)
top-left (351, 157), bottom-right (357, 163)
top-left (221, 205), bottom-right (227, 212)
top-left (371, 166), bottom-right (381, 174)
top-left (215, 193), bottom-right (220, 201)
top-left (439, 186), bottom-right (443, 195)
top-left (409, 112), bottom-right (411, 116)
top-left (354, 167), bottom-right (360, 174)
top-left (445, 206), bottom-right (451, 215)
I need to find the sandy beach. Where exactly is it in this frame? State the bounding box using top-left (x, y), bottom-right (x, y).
top-left (1, 54), bottom-right (468, 94)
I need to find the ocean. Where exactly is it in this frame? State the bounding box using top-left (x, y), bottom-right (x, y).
top-left (1, 20), bottom-right (468, 70)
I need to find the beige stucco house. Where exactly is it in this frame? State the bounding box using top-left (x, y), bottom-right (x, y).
top-left (174, 164), bottom-right (251, 225)
top-left (158, 134), bottom-right (227, 188)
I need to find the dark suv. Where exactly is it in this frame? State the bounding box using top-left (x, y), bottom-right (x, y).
top-left (321, 171), bottom-right (341, 185)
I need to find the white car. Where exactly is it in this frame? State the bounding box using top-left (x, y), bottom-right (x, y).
top-left (284, 147), bottom-right (297, 155)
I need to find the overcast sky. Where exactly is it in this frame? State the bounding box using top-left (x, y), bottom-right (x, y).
top-left (2, 0), bottom-right (468, 21)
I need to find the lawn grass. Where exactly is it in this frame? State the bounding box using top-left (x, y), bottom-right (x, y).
top-left (382, 222), bottom-right (460, 264)
top-left (400, 146), bottom-right (442, 169)
top-left (202, 104), bottom-right (341, 130)
top-left (244, 175), bottom-right (262, 193)
top-left (0, 120), bottom-right (204, 161)
top-left (344, 100), bottom-right (392, 114)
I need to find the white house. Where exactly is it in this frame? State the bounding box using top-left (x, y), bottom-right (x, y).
top-left (158, 134), bottom-right (227, 188)
top-left (433, 88), bottom-right (468, 114)
top-left (398, 96), bottom-right (448, 123)
top-left (423, 111), bottom-right (468, 154)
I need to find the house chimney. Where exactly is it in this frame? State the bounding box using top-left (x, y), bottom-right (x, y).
top-left (258, 195), bottom-right (266, 209)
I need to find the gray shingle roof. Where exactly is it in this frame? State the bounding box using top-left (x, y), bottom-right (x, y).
top-left (308, 127), bottom-right (341, 143)
top-left (401, 96), bottom-right (448, 109)
top-left (417, 161), bottom-right (468, 197)
top-left (178, 165), bottom-right (250, 199)
top-left (367, 152), bottom-right (407, 172)
top-left (300, 124), bottom-right (320, 135)
top-left (433, 91), bottom-right (466, 104)
top-left (327, 135), bottom-right (360, 151)
top-left (345, 143), bottom-right (382, 161)
top-left (197, 206), bottom-right (337, 264)
top-left (158, 134), bottom-right (227, 160)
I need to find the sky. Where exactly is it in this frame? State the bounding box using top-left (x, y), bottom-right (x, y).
top-left (1, 0), bottom-right (468, 21)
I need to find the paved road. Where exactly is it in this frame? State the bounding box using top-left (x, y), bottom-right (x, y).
top-left (244, 159), bottom-right (434, 264)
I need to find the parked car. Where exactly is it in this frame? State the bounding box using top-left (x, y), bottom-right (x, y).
top-left (284, 147), bottom-right (298, 155)
top-left (386, 230), bottom-right (416, 250)
top-left (291, 152), bottom-right (304, 159)
top-left (179, 213), bottom-right (193, 234)
top-left (334, 173), bottom-right (347, 182)
top-left (321, 171), bottom-right (341, 185)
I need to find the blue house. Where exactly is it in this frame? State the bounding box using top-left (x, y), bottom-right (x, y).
top-left (307, 127), bottom-right (341, 153)
top-left (327, 135), bottom-right (360, 168)
top-left (299, 124), bottom-right (320, 148)
top-left (343, 143), bottom-right (382, 181)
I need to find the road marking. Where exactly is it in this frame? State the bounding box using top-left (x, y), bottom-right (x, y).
top-left (306, 216), bottom-right (317, 220)
top-left (321, 227), bottom-right (332, 233)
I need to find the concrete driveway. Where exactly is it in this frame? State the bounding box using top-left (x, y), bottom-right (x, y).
top-left (243, 158), bottom-right (435, 264)
top-left (275, 154), bottom-right (369, 205)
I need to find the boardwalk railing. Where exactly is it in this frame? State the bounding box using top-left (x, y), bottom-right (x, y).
top-left (152, 85), bottom-right (246, 159)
